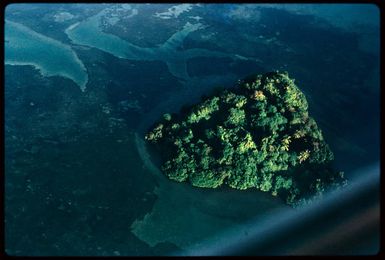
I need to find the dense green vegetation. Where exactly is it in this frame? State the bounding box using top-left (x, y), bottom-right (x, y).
top-left (145, 72), bottom-right (347, 206)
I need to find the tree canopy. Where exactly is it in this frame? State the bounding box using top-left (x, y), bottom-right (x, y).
top-left (145, 71), bottom-right (347, 206)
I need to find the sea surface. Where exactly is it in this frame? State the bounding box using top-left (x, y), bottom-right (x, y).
top-left (5, 20), bottom-right (88, 91)
top-left (4, 3), bottom-right (380, 256)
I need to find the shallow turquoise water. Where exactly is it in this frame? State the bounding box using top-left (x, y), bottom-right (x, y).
top-left (65, 7), bottom-right (259, 81)
top-left (5, 20), bottom-right (88, 91)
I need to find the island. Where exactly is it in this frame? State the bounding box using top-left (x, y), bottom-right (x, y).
top-left (145, 71), bottom-right (347, 206)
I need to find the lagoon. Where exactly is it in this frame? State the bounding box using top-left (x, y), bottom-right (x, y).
top-left (64, 6), bottom-right (260, 81)
top-left (5, 20), bottom-right (88, 91)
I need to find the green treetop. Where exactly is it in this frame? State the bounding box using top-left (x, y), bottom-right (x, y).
top-left (145, 71), bottom-right (347, 207)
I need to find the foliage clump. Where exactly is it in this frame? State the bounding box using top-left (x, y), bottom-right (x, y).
top-left (145, 72), bottom-right (347, 206)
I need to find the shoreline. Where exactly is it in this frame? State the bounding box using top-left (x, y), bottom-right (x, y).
top-left (4, 61), bottom-right (88, 92)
